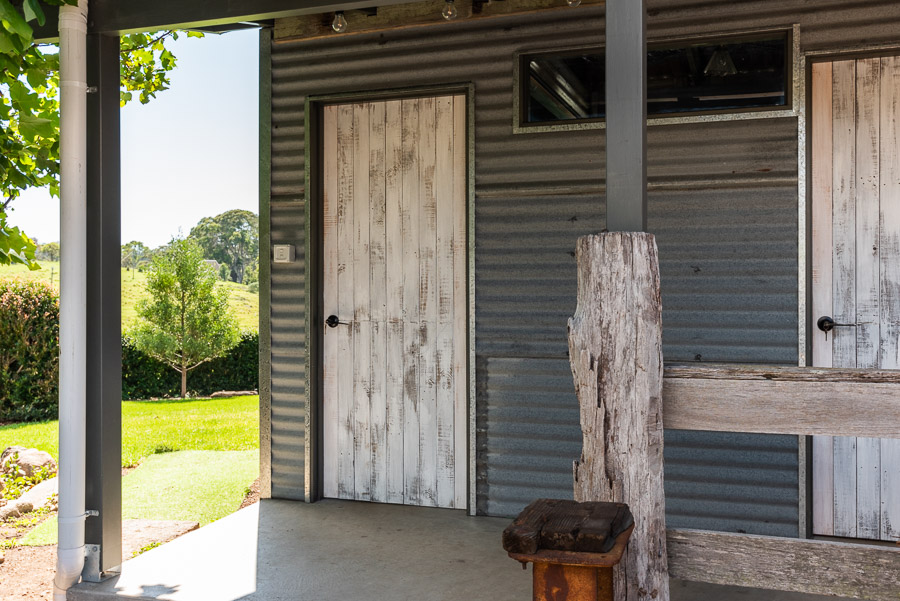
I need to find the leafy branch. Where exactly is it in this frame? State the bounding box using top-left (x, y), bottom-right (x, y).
top-left (0, 0), bottom-right (203, 267)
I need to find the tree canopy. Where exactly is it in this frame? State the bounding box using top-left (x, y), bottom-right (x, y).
top-left (121, 240), bottom-right (150, 269)
top-left (131, 237), bottom-right (240, 398)
top-left (189, 209), bottom-right (258, 284)
top-left (0, 0), bottom-right (202, 267)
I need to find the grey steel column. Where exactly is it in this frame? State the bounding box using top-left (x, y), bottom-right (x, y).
top-left (605, 0), bottom-right (647, 232)
top-left (85, 32), bottom-right (122, 575)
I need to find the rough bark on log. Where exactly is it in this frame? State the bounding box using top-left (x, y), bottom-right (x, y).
top-left (569, 232), bottom-right (668, 601)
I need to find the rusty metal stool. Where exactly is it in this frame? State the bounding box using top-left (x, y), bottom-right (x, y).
top-left (502, 499), bottom-right (634, 601)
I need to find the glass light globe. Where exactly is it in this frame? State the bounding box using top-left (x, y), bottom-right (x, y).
top-left (332, 12), bottom-right (348, 33)
top-left (567, 0), bottom-right (581, 6)
top-left (442, 0), bottom-right (458, 20)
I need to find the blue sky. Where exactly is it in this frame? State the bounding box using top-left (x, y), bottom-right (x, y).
top-left (7, 29), bottom-right (260, 249)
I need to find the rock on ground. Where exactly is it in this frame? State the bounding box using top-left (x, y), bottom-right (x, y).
top-left (0, 499), bottom-right (33, 520)
top-left (210, 390), bottom-right (257, 398)
top-left (1, 446), bottom-right (57, 478)
top-left (17, 477), bottom-right (58, 512)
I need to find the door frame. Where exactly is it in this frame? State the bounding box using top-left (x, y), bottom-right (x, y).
top-left (805, 47), bottom-right (900, 538)
top-left (304, 84), bottom-right (476, 513)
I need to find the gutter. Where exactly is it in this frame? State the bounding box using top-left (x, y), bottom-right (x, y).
top-left (54, 1), bottom-right (89, 599)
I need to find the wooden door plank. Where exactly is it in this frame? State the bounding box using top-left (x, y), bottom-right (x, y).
top-left (336, 103), bottom-right (356, 500)
top-left (434, 95), bottom-right (456, 508)
top-left (811, 61), bottom-right (835, 536)
top-left (452, 95), bottom-right (468, 510)
top-left (831, 59), bottom-right (859, 538)
top-left (384, 99), bottom-right (406, 504)
top-left (400, 98), bottom-right (422, 505)
top-left (352, 103), bottom-right (373, 501)
top-left (353, 319), bottom-right (373, 501)
top-left (322, 105), bottom-right (340, 499)
top-left (453, 95), bottom-right (475, 509)
top-left (879, 55), bottom-right (900, 541)
top-left (368, 101), bottom-right (388, 504)
top-left (417, 96), bottom-right (439, 507)
top-left (855, 58), bottom-right (882, 540)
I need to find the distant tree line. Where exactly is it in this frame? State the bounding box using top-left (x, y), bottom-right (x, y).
top-left (34, 209), bottom-right (259, 287)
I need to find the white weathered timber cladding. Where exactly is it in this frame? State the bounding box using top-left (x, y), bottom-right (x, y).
top-left (322, 96), bottom-right (467, 508)
top-left (812, 57), bottom-right (900, 542)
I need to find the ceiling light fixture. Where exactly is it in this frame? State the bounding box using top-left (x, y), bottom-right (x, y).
top-left (332, 11), bottom-right (348, 33)
top-left (442, 0), bottom-right (458, 20)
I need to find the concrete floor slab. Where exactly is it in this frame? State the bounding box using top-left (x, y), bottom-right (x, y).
top-left (69, 499), bottom-right (853, 601)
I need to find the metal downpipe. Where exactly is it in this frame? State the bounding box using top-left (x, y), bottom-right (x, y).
top-left (54, 1), bottom-right (89, 599)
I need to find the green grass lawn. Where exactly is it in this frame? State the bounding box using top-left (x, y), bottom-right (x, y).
top-left (0, 396), bottom-right (259, 467)
top-left (0, 261), bottom-right (259, 331)
top-left (22, 449), bottom-right (259, 545)
top-left (4, 396), bottom-right (260, 546)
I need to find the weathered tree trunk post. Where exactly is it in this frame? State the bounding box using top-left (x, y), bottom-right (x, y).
top-left (570, 232), bottom-right (668, 601)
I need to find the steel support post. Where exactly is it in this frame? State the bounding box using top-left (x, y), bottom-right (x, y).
top-left (85, 32), bottom-right (122, 577)
top-left (605, 0), bottom-right (647, 232)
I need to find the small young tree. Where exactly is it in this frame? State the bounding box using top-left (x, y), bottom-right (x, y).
top-left (132, 237), bottom-right (240, 398)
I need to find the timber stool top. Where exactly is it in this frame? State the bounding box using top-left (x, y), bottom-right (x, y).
top-left (502, 499), bottom-right (634, 567)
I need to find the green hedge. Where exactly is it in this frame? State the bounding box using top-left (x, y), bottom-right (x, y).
top-left (0, 277), bottom-right (257, 418)
top-left (0, 280), bottom-right (60, 422)
top-left (122, 332), bottom-right (258, 400)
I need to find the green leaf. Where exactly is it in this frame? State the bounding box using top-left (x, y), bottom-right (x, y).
top-left (0, 213), bottom-right (38, 268)
top-left (0, 0), bottom-right (34, 43)
top-left (18, 114), bottom-right (53, 140)
top-left (0, 28), bottom-right (18, 54)
top-left (22, 0), bottom-right (45, 27)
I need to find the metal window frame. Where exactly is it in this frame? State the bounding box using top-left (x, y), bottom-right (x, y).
top-left (513, 25), bottom-right (800, 134)
top-left (303, 84), bottom-right (477, 514)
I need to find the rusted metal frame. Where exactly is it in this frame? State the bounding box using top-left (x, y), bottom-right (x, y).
top-left (509, 525), bottom-right (634, 601)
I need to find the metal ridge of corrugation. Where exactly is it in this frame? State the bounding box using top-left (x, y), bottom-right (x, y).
top-left (262, 4), bottom-right (900, 535)
top-left (269, 201), bottom-right (306, 500)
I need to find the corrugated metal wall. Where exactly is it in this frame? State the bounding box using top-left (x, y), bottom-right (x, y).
top-left (266, 0), bottom-right (900, 533)
top-left (269, 201), bottom-right (307, 500)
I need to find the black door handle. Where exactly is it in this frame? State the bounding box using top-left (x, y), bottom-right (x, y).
top-left (817, 316), bottom-right (856, 340)
top-left (325, 315), bottom-right (349, 328)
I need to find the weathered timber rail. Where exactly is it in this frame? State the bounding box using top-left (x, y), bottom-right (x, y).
top-left (663, 362), bottom-right (900, 600)
top-left (662, 363), bottom-right (900, 438)
top-left (667, 529), bottom-right (900, 600)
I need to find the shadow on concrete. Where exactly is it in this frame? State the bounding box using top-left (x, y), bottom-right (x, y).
top-left (69, 499), bottom-right (852, 601)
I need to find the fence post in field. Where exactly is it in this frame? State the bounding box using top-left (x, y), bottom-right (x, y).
top-left (569, 232), bottom-right (668, 601)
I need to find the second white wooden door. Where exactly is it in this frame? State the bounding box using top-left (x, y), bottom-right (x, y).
top-left (811, 57), bottom-right (900, 541)
top-left (321, 96), bottom-right (467, 509)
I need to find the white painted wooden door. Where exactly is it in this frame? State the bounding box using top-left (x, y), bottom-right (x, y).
top-left (811, 57), bottom-right (900, 541)
top-left (321, 96), bottom-right (467, 509)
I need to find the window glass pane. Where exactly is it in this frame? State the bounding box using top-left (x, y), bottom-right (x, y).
top-left (526, 54), bottom-right (606, 122)
top-left (647, 37), bottom-right (786, 114)
top-left (522, 33), bottom-right (788, 125)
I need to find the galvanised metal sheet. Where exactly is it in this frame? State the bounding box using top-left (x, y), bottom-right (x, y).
top-left (267, 1), bottom-right (898, 531)
top-left (269, 201), bottom-right (306, 500)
